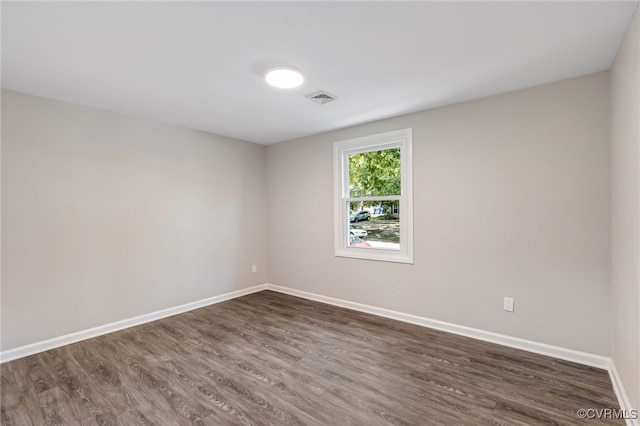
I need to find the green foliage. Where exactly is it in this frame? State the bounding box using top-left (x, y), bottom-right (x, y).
top-left (348, 148), bottom-right (400, 197)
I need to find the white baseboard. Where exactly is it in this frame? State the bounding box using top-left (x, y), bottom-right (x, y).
top-left (3, 281), bottom-right (635, 425)
top-left (264, 284), bottom-right (611, 369)
top-left (2, 282), bottom-right (610, 369)
top-left (265, 284), bottom-right (640, 423)
top-left (0, 284), bottom-right (268, 363)
top-left (609, 361), bottom-right (640, 426)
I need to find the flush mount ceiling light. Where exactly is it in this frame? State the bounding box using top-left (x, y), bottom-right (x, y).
top-left (265, 68), bottom-right (304, 89)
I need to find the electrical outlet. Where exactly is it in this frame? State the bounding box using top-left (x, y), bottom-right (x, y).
top-left (504, 297), bottom-right (514, 312)
top-left (251, 264), bottom-right (257, 274)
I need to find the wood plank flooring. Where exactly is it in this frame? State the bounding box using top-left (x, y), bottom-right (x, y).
top-left (1, 290), bottom-right (623, 425)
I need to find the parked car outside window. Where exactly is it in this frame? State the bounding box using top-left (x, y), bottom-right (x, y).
top-left (349, 210), bottom-right (371, 222)
top-left (349, 235), bottom-right (371, 247)
top-left (349, 226), bottom-right (367, 238)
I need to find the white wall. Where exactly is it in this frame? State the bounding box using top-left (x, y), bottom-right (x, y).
top-left (611, 7), bottom-right (640, 411)
top-left (1, 90), bottom-right (268, 351)
top-left (267, 72), bottom-right (611, 356)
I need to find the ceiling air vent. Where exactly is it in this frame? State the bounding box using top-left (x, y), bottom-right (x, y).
top-left (306, 90), bottom-right (338, 105)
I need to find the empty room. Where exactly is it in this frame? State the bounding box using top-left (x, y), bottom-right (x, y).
top-left (1, 1), bottom-right (639, 425)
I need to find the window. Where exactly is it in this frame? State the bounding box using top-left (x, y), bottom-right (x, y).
top-left (333, 128), bottom-right (413, 263)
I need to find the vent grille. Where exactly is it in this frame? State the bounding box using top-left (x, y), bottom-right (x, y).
top-left (306, 90), bottom-right (338, 105)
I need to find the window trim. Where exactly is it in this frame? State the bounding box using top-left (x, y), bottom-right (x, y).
top-left (333, 128), bottom-right (413, 264)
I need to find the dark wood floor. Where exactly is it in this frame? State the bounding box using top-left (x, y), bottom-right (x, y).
top-left (1, 290), bottom-right (622, 425)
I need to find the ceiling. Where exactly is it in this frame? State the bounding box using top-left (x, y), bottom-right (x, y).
top-left (2, 1), bottom-right (638, 145)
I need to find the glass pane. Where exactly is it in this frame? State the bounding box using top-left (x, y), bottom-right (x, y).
top-left (348, 202), bottom-right (400, 250)
top-left (348, 147), bottom-right (400, 197)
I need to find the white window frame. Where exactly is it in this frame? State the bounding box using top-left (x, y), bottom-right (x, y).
top-left (333, 128), bottom-right (413, 264)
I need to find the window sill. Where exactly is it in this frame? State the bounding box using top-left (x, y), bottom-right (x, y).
top-left (335, 247), bottom-right (413, 264)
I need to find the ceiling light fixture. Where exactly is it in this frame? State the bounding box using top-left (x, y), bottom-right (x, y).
top-left (265, 68), bottom-right (304, 89)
